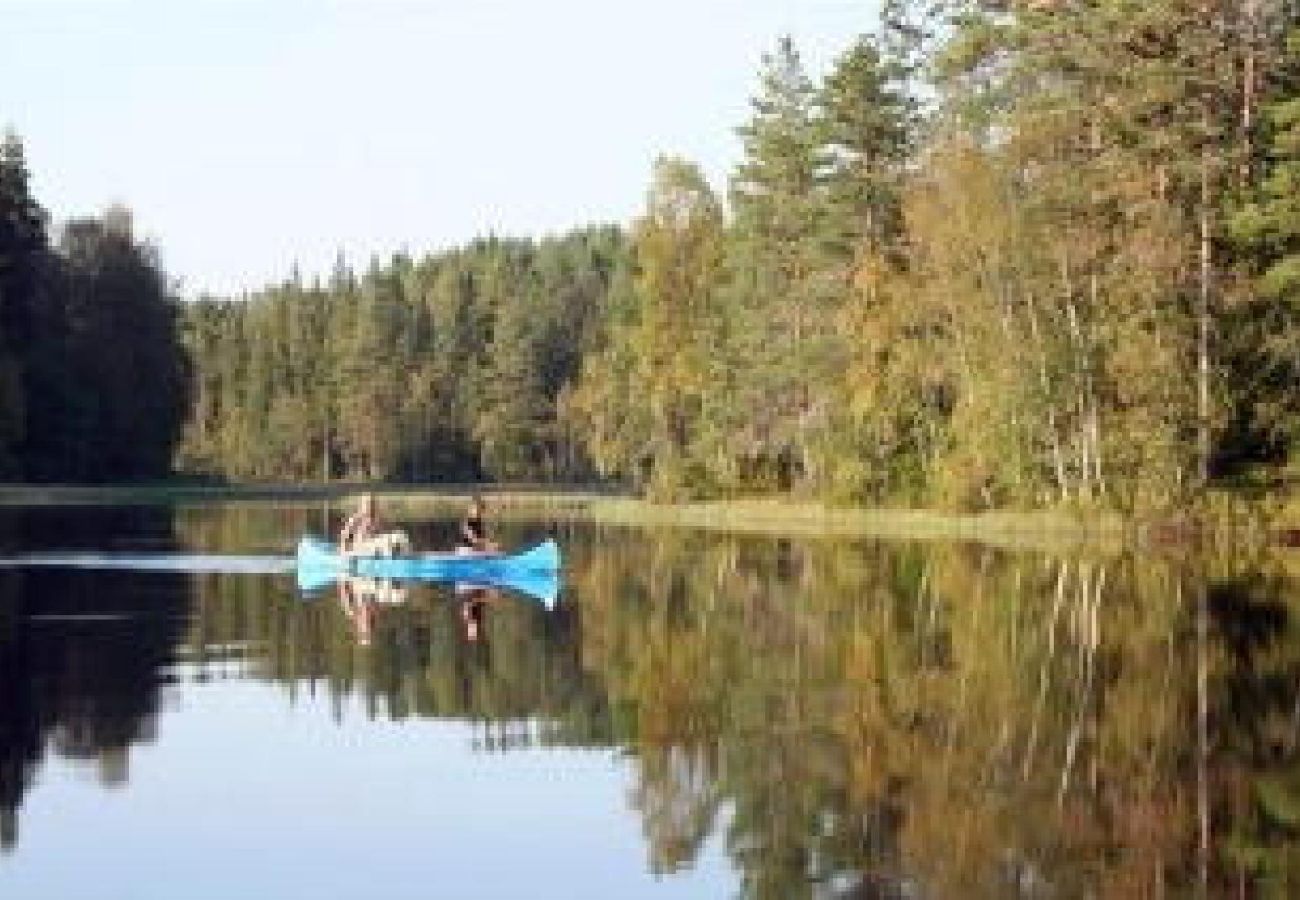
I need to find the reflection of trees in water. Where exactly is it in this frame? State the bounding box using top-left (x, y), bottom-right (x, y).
top-left (0, 572), bottom-right (37, 852)
top-left (571, 528), bottom-right (1300, 898)
top-left (1202, 571), bottom-right (1300, 894)
top-left (181, 515), bottom-right (612, 748)
top-left (629, 743), bottom-right (721, 875)
top-left (9, 501), bottom-right (1300, 895)
top-left (0, 506), bottom-right (188, 854)
top-left (175, 499), bottom-right (601, 731)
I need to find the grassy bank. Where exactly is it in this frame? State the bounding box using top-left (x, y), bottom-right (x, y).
top-left (0, 483), bottom-right (1135, 549)
top-left (577, 498), bottom-right (1131, 546)
top-left (0, 482), bottom-right (615, 508)
top-left (0, 482), bottom-right (1285, 551)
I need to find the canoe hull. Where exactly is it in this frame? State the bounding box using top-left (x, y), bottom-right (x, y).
top-left (295, 536), bottom-right (561, 606)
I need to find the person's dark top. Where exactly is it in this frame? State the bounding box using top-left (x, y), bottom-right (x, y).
top-left (459, 513), bottom-right (485, 550)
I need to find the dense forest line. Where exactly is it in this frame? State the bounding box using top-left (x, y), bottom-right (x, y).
top-left (179, 1), bottom-right (1300, 511)
top-left (12, 1), bottom-right (1300, 511)
top-left (0, 132), bottom-right (189, 482)
top-left (179, 228), bottom-right (626, 482)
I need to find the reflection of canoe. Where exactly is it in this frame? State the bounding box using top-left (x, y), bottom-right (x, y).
top-left (295, 536), bottom-right (561, 607)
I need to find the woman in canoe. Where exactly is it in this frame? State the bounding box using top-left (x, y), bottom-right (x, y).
top-left (456, 495), bottom-right (499, 554)
top-left (339, 493), bottom-right (410, 557)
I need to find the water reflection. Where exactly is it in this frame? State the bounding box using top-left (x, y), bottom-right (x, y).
top-left (2, 503), bottom-right (1300, 896)
top-left (0, 506), bottom-right (187, 853)
top-left (336, 576), bottom-right (410, 646)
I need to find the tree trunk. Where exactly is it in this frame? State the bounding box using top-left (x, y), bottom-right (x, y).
top-left (1025, 291), bottom-right (1070, 500)
top-left (1241, 0), bottom-right (1258, 185)
top-left (1199, 142), bottom-right (1213, 486)
top-left (321, 419), bottom-right (331, 482)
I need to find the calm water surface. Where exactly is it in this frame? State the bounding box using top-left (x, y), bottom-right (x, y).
top-left (1, 502), bottom-right (1299, 898)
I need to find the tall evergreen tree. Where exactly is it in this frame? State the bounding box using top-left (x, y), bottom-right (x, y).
top-left (819, 34), bottom-right (913, 258)
top-left (0, 131), bottom-right (46, 475)
top-left (729, 36), bottom-right (840, 491)
top-left (1227, 25), bottom-right (1300, 466)
top-left (56, 209), bottom-right (190, 481)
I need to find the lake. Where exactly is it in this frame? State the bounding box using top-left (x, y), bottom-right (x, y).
top-left (0, 501), bottom-right (1297, 898)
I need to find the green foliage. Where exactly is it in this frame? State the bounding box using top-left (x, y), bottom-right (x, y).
top-left (563, 5), bottom-right (1300, 508)
top-left (181, 7), bottom-right (1300, 511)
top-left (0, 133), bottom-right (188, 483)
top-left (725, 37), bottom-right (844, 492)
top-left (818, 34), bottom-right (912, 256)
top-left (0, 129), bottom-right (43, 477)
top-left (180, 228), bottom-right (625, 482)
top-left (566, 158), bottom-right (725, 499)
top-left (1226, 28), bottom-right (1300, 468)
top-left (49, 211), bottom-right (190, 480)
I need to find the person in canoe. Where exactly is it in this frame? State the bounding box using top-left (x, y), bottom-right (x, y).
top-left (455, 494), bottom-right (499, 554)
top-left (339, 493), bottom-right (410, 557)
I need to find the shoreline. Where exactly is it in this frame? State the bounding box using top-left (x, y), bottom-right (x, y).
top-left (0, 482), bottom-right (1207, 551)
top-left (0, 482), bottom-right (1282, 552)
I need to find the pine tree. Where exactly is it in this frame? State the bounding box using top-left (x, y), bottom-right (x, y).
top-left (1226, 26), bottom-right (1300, 465)
top-left (0, 131), bottom-right (47, 476)
top-left (819, 34), bottom-right (913, 258)
top-left (729, 36), bottom-right (840, 491)
top-left (0, 130), bottom-right (46, 351)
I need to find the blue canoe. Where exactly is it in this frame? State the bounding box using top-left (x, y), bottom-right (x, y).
top-left (295, 535), bottom-right (562, 606)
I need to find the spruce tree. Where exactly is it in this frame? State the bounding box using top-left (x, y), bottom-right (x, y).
top-left (729, 36), bottom-right (839, 490)
top-left (0, 131), bottom-right (47, 476)
top-left (819, 34), bottom-right (912, 258)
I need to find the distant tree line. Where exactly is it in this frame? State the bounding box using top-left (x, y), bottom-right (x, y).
top-left (0, 131), bottom-right (189, 482)
top-left (179, 228), bottom-right (626, 481)
top-left (181, 3), bottom-right (1300, 510)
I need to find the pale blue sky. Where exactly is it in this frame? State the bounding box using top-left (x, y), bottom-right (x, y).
top-left (4, 0), bottom-right (879, 297)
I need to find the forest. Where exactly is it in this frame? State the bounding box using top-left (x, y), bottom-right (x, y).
top-left (9, 1), bottom-right (1300, 512)
top-left (178, 228), bottom-right (625, 483)
top-left (0, 133), bottom-right (189, 482)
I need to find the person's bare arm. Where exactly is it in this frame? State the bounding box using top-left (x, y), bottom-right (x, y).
top-left (339, 515), bottom-right (359, 550)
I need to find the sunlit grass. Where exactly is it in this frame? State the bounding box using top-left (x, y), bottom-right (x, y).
top-left (0, 482), bottom-right (1289, 551)
top-left (0, 483), bottom-right (1128, 549)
